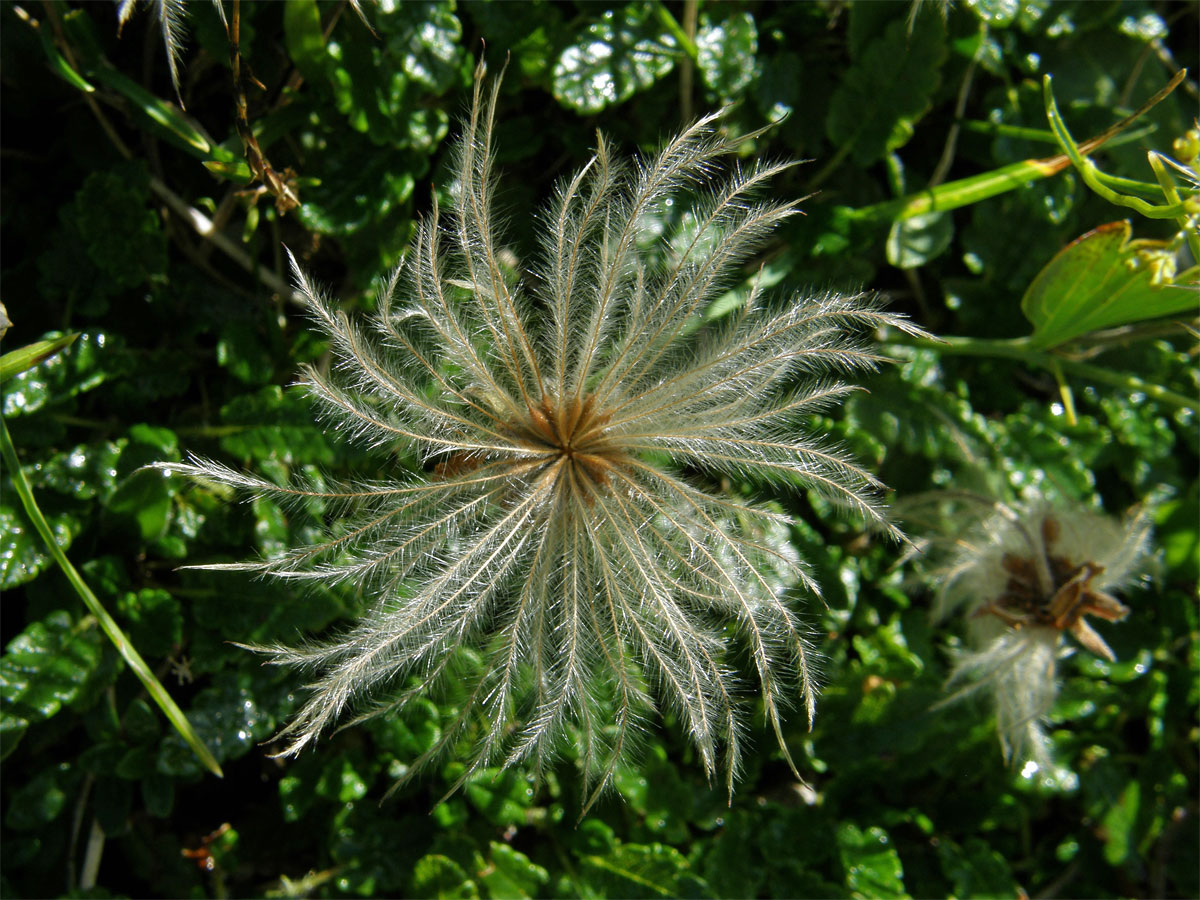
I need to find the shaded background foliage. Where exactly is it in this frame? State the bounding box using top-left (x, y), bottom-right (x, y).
top-left (1, 1), bottom-right (1197, 897)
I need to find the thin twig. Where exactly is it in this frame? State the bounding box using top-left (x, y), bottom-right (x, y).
top-left (149, 177), bottom-right (305, 305)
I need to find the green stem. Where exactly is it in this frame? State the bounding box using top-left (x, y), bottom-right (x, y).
top-left (654, 2), bottom-right (698, 62)
top-left (0, 416), bottom-right (223, 778)
top-left (1044, 75), bottom-right (1186, 220)
top-left (1147, 151), bottom-right (1200, 263)
top-left (889, 334), bottom-right (1197, 412)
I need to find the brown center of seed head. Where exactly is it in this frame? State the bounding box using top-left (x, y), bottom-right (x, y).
top-left (980, 515), bottom-right (1131, 660)
top-left (525, 393), bottom-right (624, 492)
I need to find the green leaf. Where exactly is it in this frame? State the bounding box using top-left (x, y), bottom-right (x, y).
top-left (578, 843), bottom-right (706, 899)
top-left (965, 0), bottom-right (1021, 27)
top-left (217, 318), bottom-right (277, 386)
top-left (886, 210), bottom-right (954, 268)
top-left (1100, 779), bottom-right (1140, 865)
top-left (116, 589), bottom-right (183, 658)
top-left (838, 824), bottom-right (908, 899)
top-left (156, 672), bottom-right (272, 777)
top-left (107, 468), bottom-right (172, 542)
top-left (4, 763), bottom-right (72, 830)
top-left (937, 837), bottom-right (1020, 897)
top-left (316, 757), bottom-right (370, 803)
top-left (480, 843), bottom-right (549, 899)
top-left (380, 1), bottom-right (463, 93)
top-left (1, 332), bottom-right (119, 418)
top-left (71, 164), bottom-right (168, 292)
top-left (86, 65), bottom-right (213, 155)
top-left (217, 386), bottom-right (338, 466)
top-left (0, 611), bottom-right (104, 758)
top-left (282, 0), bottom-right (330, 86)
top-left (1021, 220), bottom-right (1200, 349)
top-left (0, 494), bottom-right (82, 590)
top-left (696, 12), bottom-right (757, 98)
top-left (552, 3), bottom-right (677, 114)
top-left (411, 854), bottom-right (480, 899)
top-left (32, 440), bottom-right (124, 502)
top-left (826, 12), bottom-right (947, 164)
top-left (463, 768), bottom-right (534, 828)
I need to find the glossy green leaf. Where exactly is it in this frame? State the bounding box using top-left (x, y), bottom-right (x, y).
top-left (380, 1), bottom-right (463, 93)
top-left (155, 672), bottom-right (271, 777)
top-left (965, 0), bottom-right (1021, 27)
top-left (1021, 220), bottom-right (1200, 349)
top-left (838, 824), bottom-right (908, 899)
top-left (552, 3), bottom-right (677, 114)
top-left (696, 12), bottom-right (757, 97)
top-left (1, 332), bottom-right (118, 417)
top-left (826, 12), bottom-right (947, 164)
top-left (886, 210), bottom-right (954, 268)
top-left (2, 416), bottom-right (221, 778)
top-left (411, 854), bottom-right (479, 900)
top-left (0, 497), bottom-right (81, 590)
top-left (32, 440), bottom-right (123, 502)
top-left (0, 610), bottom-right (105, 759)
top-left (106, 468), bottom-right (172, 541)
top-left (578, 842), bottom-right (705, 899)
top-left (480, 843), bottom-right (549, 900)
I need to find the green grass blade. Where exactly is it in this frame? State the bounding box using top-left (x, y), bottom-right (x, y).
top-left (0, 415), bottom-right (223, 778)
top-left (0, 334), bottom-right (79, 382)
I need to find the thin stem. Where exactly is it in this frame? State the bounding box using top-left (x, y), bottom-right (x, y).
top-left (148, 177), bottom-right (305, 305)
top-left (0, 416), bottom-right (224, 778)
top-left (888, 334), bottom-right (1197, 412)
top-left (654, 1), bottom-right (698, 62)
top-left (1044, 74), bottom-right (1187, 219)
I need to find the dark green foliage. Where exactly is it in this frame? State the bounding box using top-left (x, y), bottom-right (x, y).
top-left (2, 1), bottom-right (1196, 898)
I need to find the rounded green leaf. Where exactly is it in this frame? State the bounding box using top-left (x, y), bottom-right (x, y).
top-left (886, 210), bottom-right (954, 269)
top-left (696, 12), bottom-right (757, 98)
top-left (552, 3), bottom-right (677, 114)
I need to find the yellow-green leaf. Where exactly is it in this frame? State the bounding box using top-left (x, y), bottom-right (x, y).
top-left (1022, 220), bottom-right (1200, 349)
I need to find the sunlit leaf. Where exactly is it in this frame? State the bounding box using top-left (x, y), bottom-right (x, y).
top-left (838, 823), bottom-right (908, 899)
top-left (696, 12), bottom-right (757, 97)
top-left (552, 2), bottom-right (677, 114)
top-left (0, 611), bottom-right (105, 758)
top-left (1022, 221), bottom-right (1200, 349)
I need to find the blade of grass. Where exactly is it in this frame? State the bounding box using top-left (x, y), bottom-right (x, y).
top-left (0, 414), bottom-right (223, 778)
top-left (0, 333), bottom-right (79, 381)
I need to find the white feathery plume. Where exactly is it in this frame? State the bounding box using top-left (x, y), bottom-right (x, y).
top-left (161, 61), bottom-right (925, 808)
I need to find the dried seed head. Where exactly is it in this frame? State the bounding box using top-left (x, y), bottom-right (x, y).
top-left (160, 62), bottom-right (925, 807)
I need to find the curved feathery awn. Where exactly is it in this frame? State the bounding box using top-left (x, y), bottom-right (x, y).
top-left (161, 63), bottom-right (923, 805)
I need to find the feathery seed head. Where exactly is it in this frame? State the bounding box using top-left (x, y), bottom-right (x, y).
top-left (165, 62), bottom-right (923, 806)
top-left (931, 497), bottom-right (1152, 769)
